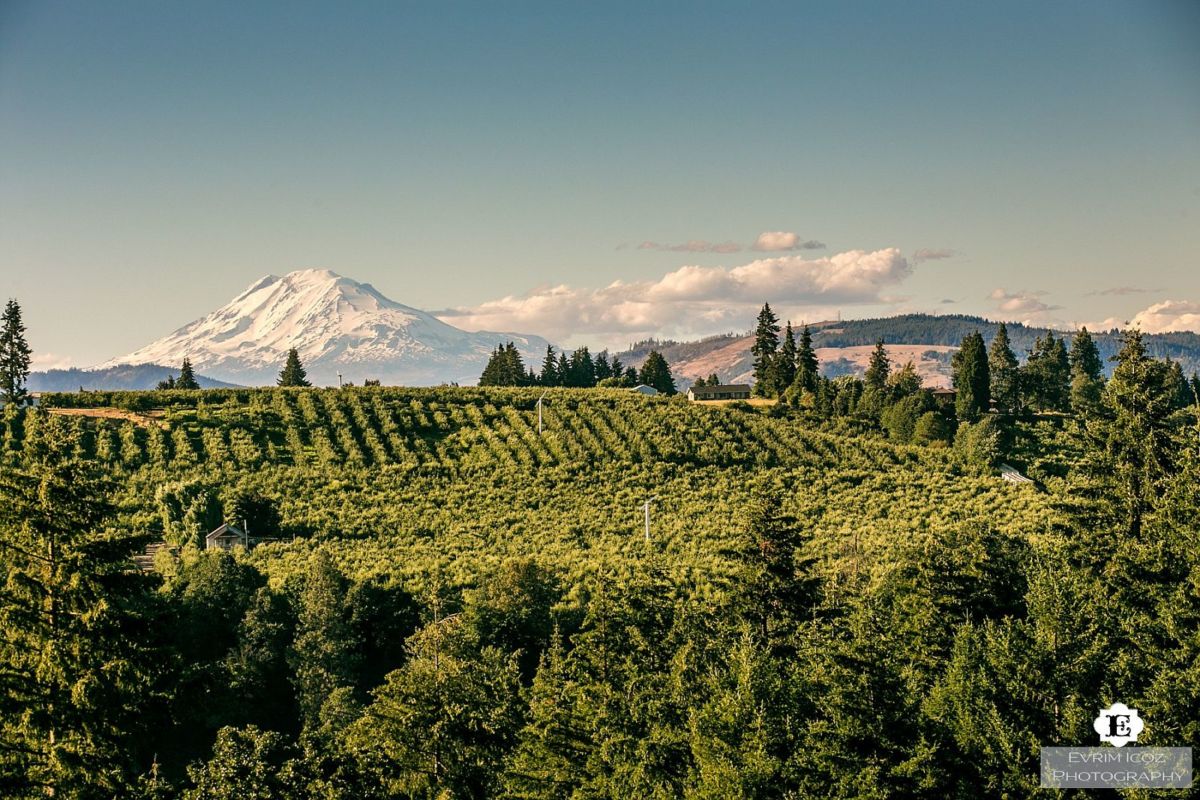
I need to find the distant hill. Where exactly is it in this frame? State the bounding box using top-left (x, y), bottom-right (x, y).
top-left (616, 313), bottom-right (1200, 389)
top-left (29, 364), bottom-right (239, 392)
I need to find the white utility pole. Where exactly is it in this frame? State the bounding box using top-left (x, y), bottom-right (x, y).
top-left (642, 496), bottom-right (657, 544)
top-left (537, 389), bottom-right (548, 435)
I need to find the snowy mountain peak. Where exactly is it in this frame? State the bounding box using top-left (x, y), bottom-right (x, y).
top-left (99, 271), bottom-right (550, 386)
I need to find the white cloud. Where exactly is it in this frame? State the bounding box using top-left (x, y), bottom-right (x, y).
top-left (989, 288), bottom-right (1059, 316)
top-left (752, 231), bottom-right (824, 251)
top-left (31, 352), bottom-right (77, 371)
top-left (1129, 300), bottom-right (1200, 334)
top-left (439, 248), bottom-right (911, 345)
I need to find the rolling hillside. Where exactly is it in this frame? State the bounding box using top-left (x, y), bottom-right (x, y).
top-left (616, 313), bottom-right (1200, 388)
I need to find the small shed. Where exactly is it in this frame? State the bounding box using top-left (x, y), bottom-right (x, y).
top-left (931, 387), bottom-right (956, 405)
top-left (688, 384), bottom-right (752, 401)
top-left (205, 523), bottom-right (248, 551)
top-left (630, 384), bottom-right (659, 396)
top-left (999, 463), bottom-right (1034, 485)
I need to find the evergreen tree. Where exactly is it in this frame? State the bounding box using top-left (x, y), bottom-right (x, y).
top-left (156, 375), bottom-right (176, 391)
top-left (735, 494), bottom-right (819, 644)
top-left (556, 354), bottom-right (571, 387)
top-left (1102, 329), bottom-right (1177, 536)
top-left (751, 303), bottom-right (780, 397)
top-left (1069, 327), bottom-right (1104, 416)
top-left (176, 358), bottom-right (201, 390)
top-left (952, 331), bottom-right (990, 422)
top-left (706, 373), bottom-right (720, 386)
top-left (1023, 332), bottom-right (1070, 412)
top-left (0, 298), bottom-right (33, 404)
top-left (277, 349), bottom-right (311, 387)
top-left (594, 351), bottom-right (613, 382)
top-left (346, 622), bottom-right (522, 798)
top-left (480, 343), bottom-right (529, 386)
top-left (1166, 360), bottom-right (1191, 411)
top-left (987, 323), bottom-right (1020, 413)
top-left (864, 340), bottom-right (890, 392)
top-left (638, 351), bottom-right (676, 395)
top-left (0, 424), bottom-right (157, 797)
top-left (290, 552), bottom-right (360, 733)
top-left (886, 360), bottom-right (923, 398)
top-left (622, 366), bottom-right (638, 387)
top-left (775, 323), bottom-right (798, 394)
top-left (539, 346), bottom-right (559, 387)
top-left (568, 347), bottom-right (596, 388)
top-left (793, 324), bottom-right (819, 395)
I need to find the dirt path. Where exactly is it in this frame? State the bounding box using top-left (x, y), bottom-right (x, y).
top-left (47, 407), bottom-right (167, 428)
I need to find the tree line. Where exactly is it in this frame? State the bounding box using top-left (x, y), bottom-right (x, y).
top-left (480, 343), bottom-right (677, 394)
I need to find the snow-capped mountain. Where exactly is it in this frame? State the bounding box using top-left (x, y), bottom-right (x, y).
top-left (99, 269), bottom-right (551, 386)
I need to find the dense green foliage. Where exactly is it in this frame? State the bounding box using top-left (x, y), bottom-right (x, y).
top-left (2, 348), bottom-right (1199, 797)
top-left (0, 299), bottom-right (32, 404)
top-left (481, 343), bottom-right (641, 389)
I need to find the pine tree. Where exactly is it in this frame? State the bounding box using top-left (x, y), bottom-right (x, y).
top-left (480, 343), bottom-right (529, 387)
top-left (775, 323), bottom-right (798, 394)
top-left (988, 324), bottom-right (1020, 414)
top-left (639, 351), bottom-right (676, 395)
top-left (290, 551), bottom-right (360, 733)
top-left (0, 298), bottom-right (33, 404)
top-left (539, 346), bottom-right (558, 387)
top-left (952, 332), bottom-right (990, 422)
top-left (277, 349), bottom-right (311, 387)
top-left (557, 354), bottom-right (572, 387)
top-left (1024, 332), bottom-right (1070, 412)
top-left (156, 375), bottom-right (176, 391)
top-left (751, 303), bottom-right (780, 397)
top-left (793, 324), bottom-right (819, 394)
top-left (1102, 329), bottom-right (1176, 536)
top-left (0, 424), bottom-right (157, 796)
top-left (735, 493), bottom-right (819, 645)
top-left (176, 357), bottom-right (201, 390)
top-left (864, 340), bottom-right (890, 392)
top-left (346, 620), bottom-right (522, 798)
top-left (594, 351), bottom-right (612, 382)
top-left (1069, 327), bottom-right (1104, 415)
top-left (569, 347), bottom-right (596, 388)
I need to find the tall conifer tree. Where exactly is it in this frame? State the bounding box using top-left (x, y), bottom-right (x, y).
top-left (176, 358), bottom-right (200, 390)
top-left (775, 323), bottom-right (798, 394)
top-left (0, 424), bottom-right (157, 796)
top-left (277, 349), bottom-right (311, 387)
top-left (0, 299), bottom-right (32, 404)
top-left (988, 324), bottom-right (1020, 413)
top-left (794, 324), bottom-right (819, 394)
top-left (1069, 327), bottom-right (1104, 415)
top-left (751, 304), bottom-right (780, 397)
top-left (864, 340), bottom-right (890, 392)
top-left (952, 332), bottom-right (990, 421)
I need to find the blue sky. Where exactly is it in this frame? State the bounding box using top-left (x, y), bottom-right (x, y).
top-left (2, 0), bottom-right (1198, 366)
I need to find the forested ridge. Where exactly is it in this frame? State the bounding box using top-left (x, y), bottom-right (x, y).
top-left (3, 334), bottom-right (1200, 797)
